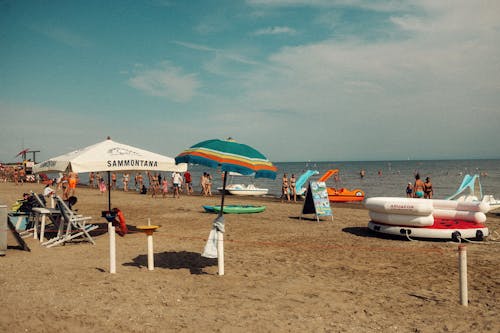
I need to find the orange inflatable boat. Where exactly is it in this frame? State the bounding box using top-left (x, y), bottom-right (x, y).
top-left (318, 169), bottom-right (365, 202)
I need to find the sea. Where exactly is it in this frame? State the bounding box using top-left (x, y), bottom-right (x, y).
top-left (59, 159), bottom-right (500, 199)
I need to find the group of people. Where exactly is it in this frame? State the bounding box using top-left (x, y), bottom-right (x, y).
top-left (281, 173), bottom-right (297, 202)
top-left (88, 171), bottom-right (194, 199)
top-left (200, 172), bottom-right (213, 196)
top-left (406, 174), bottom-right (433, 199)
top-left (52, 172), bottom-right (79, 200)
top-left (0, 165), bottom-right (26, 185)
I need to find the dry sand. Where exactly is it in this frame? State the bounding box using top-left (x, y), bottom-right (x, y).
top-left (1, 182), bottom-right (499, 332)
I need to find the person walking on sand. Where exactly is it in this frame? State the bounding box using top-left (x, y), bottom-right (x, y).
top-left (172, 172), bottom-right (183, 198)
top-left (161, 178), bottom-right (169, 198)
top-left (122, 173), bottom-right (130, 192)
top-left (413, 174), bottom-right (425, 198)
top-left (184, 171), bottom-right (193, 195)
top-left (424, 177), bottom-right (433, 199)
top-left (206, 173), bottom-right (212, 196)
top-left (290, 173), bottom-right (297, 202)
top-left (68, 172), bottom-right (78, 197)
top-left (99, 178), bottom-right (106, 195)
top-left (281, 173), bottom-right (290, 202)
top-left (137, 172), bottom-right (144, 190)
top-left (111, 172), bottom-right (117, 190)
top-left (89, 172), bottom-right (95, 189)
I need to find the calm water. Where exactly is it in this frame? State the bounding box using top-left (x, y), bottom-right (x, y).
top-left (69, 159), bottom-right (500, 199)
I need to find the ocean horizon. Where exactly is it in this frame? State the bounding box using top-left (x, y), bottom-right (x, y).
top-left (39, 158), bottom-right (500, 200)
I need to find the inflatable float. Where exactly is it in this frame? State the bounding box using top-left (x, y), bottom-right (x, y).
top-left (365, 197), bottom-right (489, 240)
top-left (318, 169), bottom-right (365, 202)
top-left (203, 205), bottom-right (266, 214)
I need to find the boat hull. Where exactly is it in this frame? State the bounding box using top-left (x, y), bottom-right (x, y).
top-left (368, 219), bottom-right (489, 240)
top-left (202, 205), bottom-right (266, 214)
top-left (327, 188), bottom-right (365, 202)
top-left (228, 189), bottom-right (268, 196)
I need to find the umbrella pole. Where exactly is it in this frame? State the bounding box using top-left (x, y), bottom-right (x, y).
top-left (107, 171), bottom-right (116, 274)
top-left (219, 171), bottom-right (228, 216)
top-left (217, 171), bottom-right (228, 276)
top-left (107, 171), bottom-right (111, 212)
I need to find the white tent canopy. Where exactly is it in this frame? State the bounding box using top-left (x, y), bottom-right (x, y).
top-left (33, 137), bottom-right (187, 174)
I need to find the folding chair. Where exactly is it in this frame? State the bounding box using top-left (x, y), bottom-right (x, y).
top-left (28, 192), bottom-right (62, 242)
top-left (43, 196), bottom-right (97, 248)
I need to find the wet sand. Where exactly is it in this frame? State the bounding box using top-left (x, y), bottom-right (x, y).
top-left (1, 182), bottom-right (499, 332)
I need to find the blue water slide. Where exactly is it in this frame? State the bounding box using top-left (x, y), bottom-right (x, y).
top-left (447, 174), bottom-right (483, 200)
top-left (296, 170), bottom-right (319, 195)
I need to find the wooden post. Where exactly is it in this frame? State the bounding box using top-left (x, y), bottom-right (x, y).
top-left (458, 245), bottom-right (468, 306)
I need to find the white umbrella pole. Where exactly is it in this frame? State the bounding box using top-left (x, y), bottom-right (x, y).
top-left (218, 171), bottom-right (228, 276)
top-left (217, 231), bottom-right (224, 275)
top-left (107, 171), bottom-right (112, 212)
top-left (109, 222), bottom-right (116, 274)
top-left (147, 233), bottom-right (154, 270)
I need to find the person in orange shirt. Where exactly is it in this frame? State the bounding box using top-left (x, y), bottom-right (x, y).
top-left (68, 172), bottom-right (78, 197)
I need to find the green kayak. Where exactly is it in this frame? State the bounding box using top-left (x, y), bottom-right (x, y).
top-left (202, 205), bottom-right (266, 214)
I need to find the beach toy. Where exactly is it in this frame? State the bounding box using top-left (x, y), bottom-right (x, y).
top-left (137, 220), bottom-right (159, 271)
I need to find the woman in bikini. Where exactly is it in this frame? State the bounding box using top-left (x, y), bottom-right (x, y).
top-left (423, 177), bottom-right (433, 199)
top-left (281, 173), bottom-right (290, 202)
top-left (289, 174), bottom-right (297, 202)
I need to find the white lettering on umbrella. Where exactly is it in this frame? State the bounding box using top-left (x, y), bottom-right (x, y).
top-left (106, 160), bottom-right (159, 168)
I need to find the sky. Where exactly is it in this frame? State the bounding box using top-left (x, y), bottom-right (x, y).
top-left (1, 0), bottom-right (500, 164)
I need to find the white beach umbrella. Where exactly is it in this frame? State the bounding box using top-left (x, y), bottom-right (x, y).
top-left (33, 136), bottom-right (187, 210)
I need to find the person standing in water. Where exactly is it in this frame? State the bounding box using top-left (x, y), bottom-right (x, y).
top-left (423, 177), bottom-right (433, 199)
top-left (413, 174), bottom-right (425, 198)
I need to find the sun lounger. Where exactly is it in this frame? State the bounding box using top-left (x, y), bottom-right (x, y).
top-left (42, 196), bottom-right (97, 248)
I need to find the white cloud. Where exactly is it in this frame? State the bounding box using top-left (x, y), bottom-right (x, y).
top-left (128, 62), bottom-right (200, 102)
top-left (246, 0), bottom-right (412, 12)
top-left (228, 1), bottom-right (500, 160)
top-left (32, 25), bottom-right (93, 48)
top-left (252, 26), bottom-right (297, 35)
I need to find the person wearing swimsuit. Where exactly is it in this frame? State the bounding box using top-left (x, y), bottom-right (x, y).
top-left (406, 182), bottom-right (413, 197)
top-left (413, 174), bottom-right (424, 198)
top-left (290, 174), bottom-right (297, 202)
top-left (423, 177), bottom-right (433, 199)
top-left (282, 173), bottom-right (290, 202)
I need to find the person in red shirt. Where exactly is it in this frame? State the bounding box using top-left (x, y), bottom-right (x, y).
top-left (184, 171), bottom-right (193, 195)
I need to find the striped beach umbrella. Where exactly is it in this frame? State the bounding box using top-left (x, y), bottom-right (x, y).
top-left (175, 138), bottom-right (277, 275)
top-left (175, 138), bottom-right (277, 179)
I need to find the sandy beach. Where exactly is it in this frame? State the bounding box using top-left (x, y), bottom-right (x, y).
top-left (1, 182), bottom-right (499, 333)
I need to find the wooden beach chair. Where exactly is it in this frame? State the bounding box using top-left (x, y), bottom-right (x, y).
top-left (43, 196), bottom-right (97, 248)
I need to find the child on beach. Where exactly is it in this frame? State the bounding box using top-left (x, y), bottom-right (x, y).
top-left (406, 182), bottom-right (413, 197)
top-left (162, 178), bottom-right (168, 198)
top-left (99, 178), bottom-right (106, 194)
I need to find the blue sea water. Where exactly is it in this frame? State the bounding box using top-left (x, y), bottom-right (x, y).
top-left (70, 159), bottom-right (500, 199)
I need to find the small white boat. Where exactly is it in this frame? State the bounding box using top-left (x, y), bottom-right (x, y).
top-left (227, 184), bottom-right (268, 196)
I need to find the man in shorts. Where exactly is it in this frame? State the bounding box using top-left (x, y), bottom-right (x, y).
top-left (184, 171), bottom-right (192, 195)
